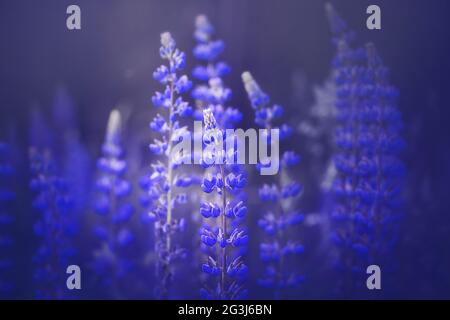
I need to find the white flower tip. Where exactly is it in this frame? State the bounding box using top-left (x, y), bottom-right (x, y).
top-left (160, 32), bottom-right (173, 48)
top-left (106, 109), bottom-right (122, 144)
top-left (241, 71), bottom-right (253, 84)
top-left (203, 107), bottom-right (214, 120)
top-left (203, 108), bottom-right (217, 129)
top-left (195, 14), bottom-right (209, 28)
top-left (242, 71), bottom-right (259, 96)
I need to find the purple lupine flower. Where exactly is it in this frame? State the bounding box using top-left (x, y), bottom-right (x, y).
top-left (199, 109), bottom-right (248, 300)
top-left (326, 4), bottom-right (405, 295)
top-left (92, 109), bottom-right (135, 298)
top-left (242, 72), bottom-right (305, 299)
top-left (192, 15), bottom-right (230, 82)
top-left (29, 147), bottom-right (78, 299)
top-left (191, 15), bottom-right (248, 300)
top-left (0, 142), bottom-right (16, 298)
top-left (145, 32), bottom-right (192, 299)
top-left (326, 3), bottom-right (369, 294)
top-left (28, 108), bottom-right (80, 300)
top-left (191, 15), bottom-right (241, 129)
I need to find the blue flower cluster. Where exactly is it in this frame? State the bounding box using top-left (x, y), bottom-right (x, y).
top-left (242, 72), bottom-right (305, 298)
top-left (29, 147), bottom-right (78, 299)
top-left (326, 4), bottom-right (405, 294)
top-left (92, 109), bottom-right (135, 297)
top-left (199, 108), bottom-right (248, 300)
top-left (146, 32), bottom-right (193, 299)
top-left (191, 15), bottom-right (241, 129)
top-left (190, 16), bottom-right (248, 300)
top-left (242, 73), bottom-right (293, 140)
top-left (0, 142), bottom-right (15, 297)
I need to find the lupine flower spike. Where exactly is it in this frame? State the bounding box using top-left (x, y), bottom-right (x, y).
top-left (29, 148), bottom-right (78, 299)
top-left (191, 15), bottom-right (248, 300)
top-left (242, 72), bottom-right (305, 299)
top-left (192, 15), bottom-right (241, 128)
top-left (326, 2), bottom-right (368, 295)
top-left (199, 108), bottom-right (248, 300)
top-left (92, 109), bottom-right (135, 298)
top-left (147, 32), bottom-right (192, 299)
top-left (326, 3), bottom-right (405, 295)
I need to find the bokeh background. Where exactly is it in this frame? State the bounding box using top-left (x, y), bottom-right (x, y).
top-left (1, 0), bottom-right (450, 299)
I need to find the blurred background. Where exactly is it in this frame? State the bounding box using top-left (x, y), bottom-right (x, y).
top-left (1, 0), bottom-right (450, 299)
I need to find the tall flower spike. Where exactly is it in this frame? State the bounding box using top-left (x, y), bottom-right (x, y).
top-left (92, 109), bottom-right (136, 298)
top-left (242, 72), bottom-right (304, 299)
top-left (199, 108), bottom-right (248, 300)
top-left (191, 16), bottom-right (248, 300)
top-left (0, 142), bottom-right (16, 298)
top-left (29, 150), bottom-right (78, 299)
top-left (192, 15), bottom-right (241, 129)
top-left (326, 4), bottom-right (405, 296)
top-left (326, 3), bottom-right (369, 295)
top-left (361, 42), bottom-right (404, 263)
top-left (28, 108), bottom-right (79, 299)
top-left (147, 32), bottom-right (192, 299)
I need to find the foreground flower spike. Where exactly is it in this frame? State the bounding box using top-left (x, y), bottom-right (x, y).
top-left (191, 16), bottom-right (248, 299)
top-left (92, 109), bottom-right (135, 298)
top-left (0, 142), bottom-right (16, 297)
top-left (147, 32), bottom-right (192, 299)
top-left (326, 4), bottom-right (405, 295)
top-left (242, 72), bottom-right (305, 299)
top-left (29, 148), bottom-right (78, 299)
top-left (192, 15), bottom-right (241, 128)
top-left (200, 108), bottom-right (248, 300)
